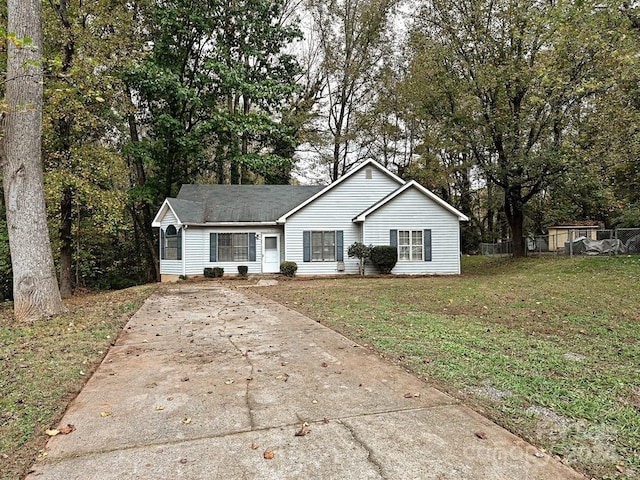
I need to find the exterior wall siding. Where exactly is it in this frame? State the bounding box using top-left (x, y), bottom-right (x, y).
top-left (363, 188), bottom-right (462, 275)
top-left (159, 210), bottom-right (178, 228)
top-left (285, 168), bottom-right (401, 275)
top-left (183, 226), bottom-right (283, 276)
top-left (158, 210), bottom-right (182, 275)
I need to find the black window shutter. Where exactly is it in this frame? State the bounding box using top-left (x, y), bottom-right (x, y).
top-left (336, 230), bottom-right (344, 261)
top-left (303, 231), bottom-right (311, 262)
top-left (177, 227), bottom-right (182, 260)
top-left (160, 229), bottom-right (165, 260)
top-left (249, 233), bottom-right (256, 261)
top-left (424, 229), bottom-right (432, 262)
top-left (390, 229), bottom-right (398, 247)
top-left (210, 233), bottom-right (217, 262)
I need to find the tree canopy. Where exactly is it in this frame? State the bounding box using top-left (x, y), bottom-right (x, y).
top-left (2, 0), bottom-right (640, 305)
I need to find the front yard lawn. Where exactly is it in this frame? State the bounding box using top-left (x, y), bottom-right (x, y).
top-left (0, 285), bottom-right (156, 480)
top-left (257, 255), bottom-right (640, 480)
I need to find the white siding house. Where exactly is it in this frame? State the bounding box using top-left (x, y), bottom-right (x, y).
top-left (152, 160), bottom-right (468, 280)
top-left (356, 181), bottom-right (465, 275)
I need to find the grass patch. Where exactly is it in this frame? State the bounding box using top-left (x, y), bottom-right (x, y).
top-left (258, 255), bottom-right (640, 479)
top-left (0, 285), bottom-right (156, 480)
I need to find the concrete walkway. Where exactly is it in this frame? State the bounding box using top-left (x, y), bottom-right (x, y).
top-left (27, 283), bottom-right (585, 480)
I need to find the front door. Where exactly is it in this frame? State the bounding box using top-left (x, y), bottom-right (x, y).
top-left (262, 235), bottom-right (280, 273)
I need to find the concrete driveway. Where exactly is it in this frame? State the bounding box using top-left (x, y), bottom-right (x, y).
top-left (27, 283), bottom-right (584, 480)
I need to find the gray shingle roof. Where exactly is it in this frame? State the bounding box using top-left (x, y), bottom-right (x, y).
top-left (165, 198), bottom-right (206, 224)
top-left (173, 184), bottom-right (325, 223)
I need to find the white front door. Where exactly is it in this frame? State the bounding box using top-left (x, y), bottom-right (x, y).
top-left (262, 235), bottom-right (280, 273)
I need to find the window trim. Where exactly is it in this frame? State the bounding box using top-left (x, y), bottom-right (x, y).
top-left (162, 225), bottom-right (181, 260)
top-left (311, 230), bottom-right (336, 262)
top-left (398, 229), bottom-right (423, 262)
top-left (303, 230), bottom-right (343, 262)
top-left (209, 232), bottom-right (257, 262)
top-left (218, 232), bottom-right (249, 262)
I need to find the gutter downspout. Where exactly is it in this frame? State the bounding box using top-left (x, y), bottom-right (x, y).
top-left (182, 224), bottom-right (187, 277)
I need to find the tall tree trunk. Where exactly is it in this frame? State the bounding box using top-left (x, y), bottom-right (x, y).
top-left (505, 187), bottom-right (526, 257)
top-left (126, 105), bottom-right (158, 281)
top-left (51, 0), bottom-right (75, 297)
top-left (1, 0), bottom-right (66, 320)
top-left (59, 187), bottom-right (73, 298)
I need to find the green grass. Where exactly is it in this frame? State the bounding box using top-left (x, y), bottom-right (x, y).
top-left (0, 285), bottom-right (156, 480)
top-left (258, 255), bottom-right (640, 480)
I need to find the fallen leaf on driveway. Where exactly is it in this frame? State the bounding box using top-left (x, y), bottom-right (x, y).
top-left (224, 379), bottom-right (234, 385)
top-left (251, 442), bottom-right (259, 450)
top-left (475, 431), bottom-right (487, 440)
top-left (263, 449), bottom-right (275, 460)
top-left (45, 429), bottom-right (59, 436)
top-left (295, 424), bottom-right (311, 437)
top-left (275, 373), bottom-right (289, 382)
top-left (181, 417), bottom-right (191, 425)
top-left (155, 405), bottom-right (165, 411)
top-left (100, 411), bottom-right (112, 417)
top-left (58, 424), bottom-right (76, 435)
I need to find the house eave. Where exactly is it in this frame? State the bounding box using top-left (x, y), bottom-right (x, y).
top-left (353, 180), bottom-right (470, 222)
top-left (151, 199), bottom-right (182, 227)
top-left (277, 159), bottom-right (405, 222)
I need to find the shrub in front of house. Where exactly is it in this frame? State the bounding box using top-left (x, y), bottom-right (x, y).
top-left (238, 265), bottom-right (249, 276)
top-left (348, 242), bottom-right (372, 275)
top-left (370, 245), bottom-right (397, 274)
top-left (205, 267), bottom-right (224, 278)
top-left (280, 261), bottom-right (297, 277)
top-left (213, 267), bottom-right (224, 277)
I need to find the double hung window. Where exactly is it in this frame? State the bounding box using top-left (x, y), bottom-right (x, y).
top-left (398, 230), bottom-right (423, 261)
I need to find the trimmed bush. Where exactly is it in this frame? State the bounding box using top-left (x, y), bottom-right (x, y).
top-left (213, 267), bottom-right (224, 277)
top-left (280, 261), bottom-right (298, 277)
top-left (238, 265), bottom-right (249, 276)
top-left (204, 267), bottom-right (224, 278)
top-left (370, 245), bottom-right (397, 274)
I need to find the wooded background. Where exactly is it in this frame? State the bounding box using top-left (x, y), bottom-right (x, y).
top-left (1, 0), bottom-right (639, 300)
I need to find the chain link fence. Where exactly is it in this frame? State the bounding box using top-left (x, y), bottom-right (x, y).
top-left (480, 228), bottom-right (640, 256)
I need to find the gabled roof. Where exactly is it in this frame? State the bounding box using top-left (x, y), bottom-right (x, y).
top-left (152, 184), bottom-right (324, 226)
top-left (151, 198), bottom-right (205, 227)
top-left (353, 180), bottom-right (469, 222)
top-left (276, 159), bottom-right (405, 223)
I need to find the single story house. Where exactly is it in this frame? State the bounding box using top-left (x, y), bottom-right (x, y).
top-left (547, 222), bottom-right (602, 251)
top-left (152, 159), bottom-right (469, 281)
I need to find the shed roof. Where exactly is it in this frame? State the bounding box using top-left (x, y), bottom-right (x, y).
top-left (171, 184), bottom-right (325, 224)
top-left (548, 221), bottom-right (601, 229)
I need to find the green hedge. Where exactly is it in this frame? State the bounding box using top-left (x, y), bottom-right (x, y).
top-left (370, 245), bottom-right (397, 274)
top-left (280, 261), bottom-right (297, 277)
